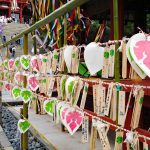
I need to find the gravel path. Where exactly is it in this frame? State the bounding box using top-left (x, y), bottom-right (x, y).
top-left (2, 106), bottom-right (50, 150)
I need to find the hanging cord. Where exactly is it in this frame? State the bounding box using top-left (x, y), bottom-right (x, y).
top-left (1, 79), bottom-right (150, 143)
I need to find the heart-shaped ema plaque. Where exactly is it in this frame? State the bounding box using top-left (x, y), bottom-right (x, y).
top-left (4, 71), bottom-right (10, 80)
top-left (31, 56), bottom-right (39, 72)
top-left (17, 119), bottom-right (30, 133)
top-left (126, 33), bottom-right (146, 79)
top-left (14, 57), bottom-right (20, 70)
top-left (27, 75), bottom-right (39, 91)
top-left (64, 45), bottom-right (77, 72)
top-left (84, 42), bottom-right (104, 75)
top-left (12, 86), bottom-right (21, 99)
top-left (65, 77), bottom-right (76, 100)
top-left (43, 99), bottom-right (56, 116)
top-left (56, 101), bottom-right (69, 124)
top-left (129, 33), bottom-right (150, 77)
top-left (3, 59), bottom-right (8, 69)
top-left (14, 72), bottom-right (24, 84)
top-left (8, 59), bottom-right (15, 71)
top-left (60, 104), bottom-right (70, 124)
top-left (20, 89), bottom-right (32, 103)
top-left (20, 55), bottom-right (30, 70)
top-left (5, 83), bottom-right (12, 91)
top-left (61, 107), bottom-right (84, 135)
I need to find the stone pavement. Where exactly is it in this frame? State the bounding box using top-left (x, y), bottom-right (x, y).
top-left (8, 106), bottom-right (115, 150)
top-left (2, 91), bottom-right (22, 103)
top-left (0, 125), bottom-right (14, 150)
top-left (0, 23), bottom-right (33, 58)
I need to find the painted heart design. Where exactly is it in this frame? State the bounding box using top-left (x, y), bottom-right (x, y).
top-left (126, 41), bottom-right (146, 79)
top-left (43, 99), bottom-right (56, 116)
top-left (56, 101), bottom-right (69, 124)
top-left (20, 55), bottom-right (30, 70)
top-left (60, 105), bottom-right (70, 124)
top-left (84, 42), bottom-right (104, 75)
top-left (62, 108), bottom-right (84, 135)
top-left (3, 59), bottom-right (8, 69)
top-left (15, 57), bottom-right (20, 70)
top-left (129, 33), bottom-right (150, 77)
top-left (42, 56), bottom-right (48, 63)
top-left (12, 86), bottom-right (21, 99)
top-left (17, 119), bottom-right (30, 133)
top-left (14, 72), bottom-right (24, 84)
top-left (20, 89), bottom-right (32, 103)
top-left (65, 77), bottom-right (76, 99)
top-left (31, 56), bottom-right (39, 72)
top-left (27, 75), bottom-right (39, 91)
top-left (64, 45), bottom-right (76, 72)
top-left (8, 59), bottom-right (15, 70)
top-left (5, 83), bottom-right (12, 91)
top-left (116, 136), bottom-right (123, 144)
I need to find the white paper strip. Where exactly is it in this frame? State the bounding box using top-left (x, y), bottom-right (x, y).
top-left (80, 83), bottom-right (89, 109)
top-left (143, 142), bottom-right (148, 150)
top-left (97, 123), bottom-right (111, 150)
top-left (109, 45), bottom-right (115, 77)
top-left (81, 116), bottom-right (89, 143)
top-left (118, 91), bottom-right (125, 126)
top-left (122, 42), bottom-right (127, 79)
top-left (47, 77), bottom-right (55, 97)
top-left (102, 47), bottom-right (109, 78)
top-left (114, 131), bottom-right (123, 150)
top-left (104, 82), bottom-right (114, 116)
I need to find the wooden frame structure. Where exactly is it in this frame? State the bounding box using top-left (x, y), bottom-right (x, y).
top-left (0, 0), bottom-right (28, 23)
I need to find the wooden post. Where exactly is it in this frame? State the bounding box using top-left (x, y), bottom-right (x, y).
top-left (6, 46), bottom-right (9, 59)
top-left (20, 7), bottom-right (22, 24)
top-left (22, 34), bottom-right (28, 150)
top-left (8, 3), bottom-right (11, 17)
top-left (110, 0), bottom-right (114, 40)
top-left (64, 15), bottom-right (67, 46)
top-left (34, 30), bottom-right (38, 114)
top-left (113, 0), bottom-right (120, 126)
top-left (61, 14), bottom-right (67, 132)
top-left (20, 108), bottom-right (23, 149)
top-left (118, 0), bottom-right (124, 39)
top-left (0, 47), bottom-right (10, 125)
top-left (32, 13), bottom-right (38, 114)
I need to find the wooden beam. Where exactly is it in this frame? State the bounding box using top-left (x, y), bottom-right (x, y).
top-left (22, 34), bottom-right (28, 150)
